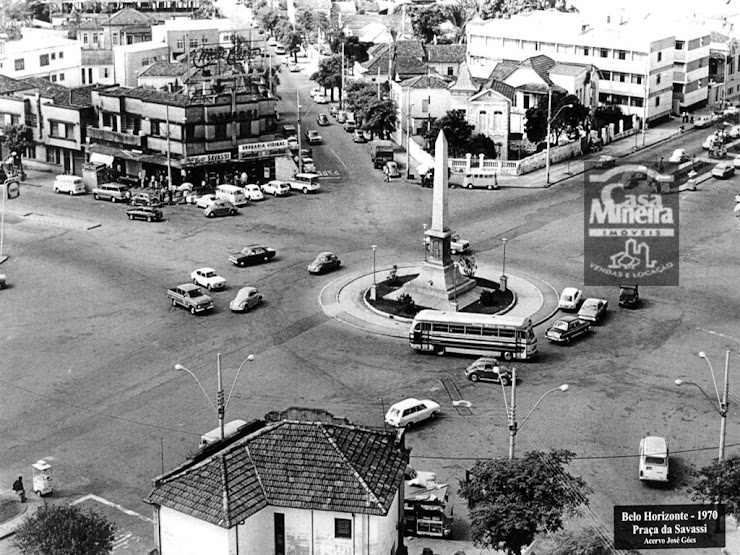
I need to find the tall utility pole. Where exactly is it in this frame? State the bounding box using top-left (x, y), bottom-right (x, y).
top-left (165, 104), bottom-right (173, 192)
top-left (719, 349), bottom-right (730, 460)
top-left (341, 41), bottom-right (345, 111)
top-left (296, 90), bottom-right (303, 172)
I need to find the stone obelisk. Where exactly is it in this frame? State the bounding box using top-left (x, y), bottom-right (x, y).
top-left (394, 131), bottom-right (476, 311)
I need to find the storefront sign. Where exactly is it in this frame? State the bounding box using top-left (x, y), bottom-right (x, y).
top-left (187, 152), bottom-right (232, 165)
top-left (192, 43), bottom-right (249, 68)
top-left (238, 140), bottom-right (288, 159)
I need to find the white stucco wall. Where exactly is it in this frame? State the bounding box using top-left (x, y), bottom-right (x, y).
top-left (158, 506), bottom-right (230, 555)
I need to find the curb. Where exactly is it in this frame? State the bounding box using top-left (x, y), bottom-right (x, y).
top-left (0, 501), bottom-right (28, 541)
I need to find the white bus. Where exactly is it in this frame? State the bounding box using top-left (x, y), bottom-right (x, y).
top-left (409, 310), bottom-right (537, 360)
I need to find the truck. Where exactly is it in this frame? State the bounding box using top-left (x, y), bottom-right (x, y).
top-left (618, 284), bottom-right (639, 309)
top-left (403, 467), bottom-right (453, 538)
top-left (370, 140), bottom-right (394, 169)
top-left (168, 283), bottom-right (215, 314)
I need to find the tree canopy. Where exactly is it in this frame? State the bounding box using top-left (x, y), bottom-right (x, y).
top-left (410, 5), bottom-right (451, 43)
top-left (344, 81), bottom-right (378, 120)
top-left (5, 124), bottom-right (33, 173)
top-left (523, 92), bottom-right (589, 145)
top-left (424, 110), bottom-right (474, 157)
top-left (691, 455), bottom-right (740, 520)
top-left (549, 526), bottom-right (641, 555)
top-left (459, 450), bottom-right (591, 555)
top-left (480, 0), bottom-right (577, 20)
top-left (311, 55), bottom-right (342, 101)
top-left (362, 99), bottom-right (398, 139)
top-left (13, 504), bottom-right (116, 555)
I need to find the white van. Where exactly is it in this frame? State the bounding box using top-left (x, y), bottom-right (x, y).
top-left (287, 173), bottom-right (321, 194)
top-left (639, 436), bottom-right (669, 482)
top-left (460, 171), bottom-right (498, 190)
top-left (215, 184), bottom-right (248, 207)
top-left (53, 175), bottom-right (86, 195)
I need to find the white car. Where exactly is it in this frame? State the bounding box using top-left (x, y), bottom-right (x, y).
top-left (243, 184), bottom-right (264, 201)
top-left (732, 154), bottom-right (740, 169)
top-left (450, 234), bottom-right (470, 255)
top-left (190, 267), bottom-right (226, 291)
top-left (195, 194), bottom-right (217, 209)
top-left (385, 398), bottom-right (441, 428)
top-left (558, 287), bottom-right (584, 311)
top-left (261, 180), bottom-right (290, 196)
top-left (299, 157), bottom-right (317, 173)
top-left (668, 149), bottom-right (689, 164)
top-left (578, 298), bottom-right (608, 323)
top-left (314, 94), bottom-right (330, 104)
top-left (287, 135), bottom-right (298, 149)
top-left (229, 286), bottom-right (263, 312)
top-left (310, 87), bottom-right (322, 98)
top-left (639, 436), bottom-right (669, 483)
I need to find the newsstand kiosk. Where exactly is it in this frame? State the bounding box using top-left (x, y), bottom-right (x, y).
top-left (32, 460), bottom-right (53, 496)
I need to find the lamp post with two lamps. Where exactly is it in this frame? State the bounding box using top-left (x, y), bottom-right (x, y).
top-left (370, 244), bottom-right (377, 300)
top-left (498, 366), bottom-right (569, 460)
top-left (675, 350), bottom-right (732, 459)
top-left (175, 353), bottom-right (255, 441)
top-left (500, 237), bottom-right (508, 291)
top-left (545, 88), bottom-right (574, 185)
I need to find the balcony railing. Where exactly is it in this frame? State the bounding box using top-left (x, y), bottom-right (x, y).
top-left (87, 127), bottom-right (143, 147)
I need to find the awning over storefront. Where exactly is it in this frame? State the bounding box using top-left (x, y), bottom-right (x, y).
top-left (90, 152), bottom-right (114, 166)
top-left (138, 153), bottom-right (182, 169)
top-left (88, 144), bottom-right (138, 163)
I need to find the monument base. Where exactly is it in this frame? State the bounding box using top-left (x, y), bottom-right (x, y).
top-left (391, 260), bottom-right (477, 311)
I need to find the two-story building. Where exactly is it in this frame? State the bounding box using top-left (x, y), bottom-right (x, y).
top-left (0, 27), bottom-right (82, 86)
top-left (146, 411), bottom-right (409, 555)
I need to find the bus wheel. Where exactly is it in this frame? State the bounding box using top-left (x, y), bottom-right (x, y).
top-left (487, 184), bottom-right (494, 190)
top-left (470, 373), bottom-right (479, 382)
top-left (467, 183), bottom-right (474, 190)
top-left (502, 351), bottom-right (513, 361)
top-left (434, 345), bottom-right (446, 356)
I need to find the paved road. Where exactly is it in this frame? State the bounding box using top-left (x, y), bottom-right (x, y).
top-left (1, 41), bottom-right (740, 555)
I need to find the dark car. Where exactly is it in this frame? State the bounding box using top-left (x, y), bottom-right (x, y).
top-left (129, 192), bottom-right (163, 207)
top-left (307, 251), bottom-right (341, 274)
top-left (545, 316), bottom-right (591, 344)
top-left (228, 245), bottom-right (277, 267)
top-left (464, 357), bottom-right (512, 384)
top-left (317, 113), bottom-right (330, 126)
top-left (619, 284), bottom-right (640, 308)
top-left (126, 206), bottom-right (163, 222)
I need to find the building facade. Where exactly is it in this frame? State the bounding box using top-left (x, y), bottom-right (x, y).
top-left (0, 28), bottom-right (82, 87)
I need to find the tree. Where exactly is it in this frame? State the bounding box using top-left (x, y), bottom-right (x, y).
top-left (424, 110), bottom-right (475, 157)
top-left (410, 5), bottom-right (450, 43)
top-left (549, 526), bottom-right (640, 555)
top-left (254, 6), bottom-right (281, 36)
top-left (362, 99), bottom-right (398, 139)
top-left (5, 124), bottom-right (33, 178)
top-left (446, 0), bottom-right (480, 43)
top-left (592, 104), bottom-right (631, 132)
top-left (691, 455), bottom-right (740, 520)
top-left (459, 450), bottom-right (591, 555)
top-left (12, 504), bottom-right (116, 555)
top-left (311, 55), bottom-right (342, 101)
top-left (480, 0), bottom-right (577, 20)
top-left (523, 92), bottom-right (589, 145)
top-left (344, 81), bottom-right (378, 120)
top-left (465, 133), bottom-right (498, 158)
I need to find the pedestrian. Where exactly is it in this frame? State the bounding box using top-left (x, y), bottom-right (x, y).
top-left (494, 172), bottom-right (498, 188)
top-left (658, 158), bottom-right (664, 173)
top-left (12, 476), bottom-right (25, 503)
top-left (690, 114), bottom-right (694, 124)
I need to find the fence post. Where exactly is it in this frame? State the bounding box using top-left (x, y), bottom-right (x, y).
top-left (465, 152), bottom-right (472, 172)
top-left (478, 153), bottom-right (485, 169)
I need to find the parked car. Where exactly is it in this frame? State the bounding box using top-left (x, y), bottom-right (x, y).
top-left (228, 245), bottom-right (276, 267)
top-left (287, 135), bottom-right (299, 149)
top-left (727, 124), bottom-right (740, 139)
top-left (229, 286), bottom-right (263, 312)
top-left (329, 105), bottom-right (339, 118)
top-left (464, 357), bottom-right (512, 384)
top-left (703, 133), bottom-right (723, 150)
top-left (317, 113), bottom-right (330, 126)
top-left (545, 316), bottom-right (591, 343)
top-left (619, 284), bottom-right (640, 308)
top-left (292, 147), bottom-right (312, 161)
top-left (336, 110), bottom-right (347, 123)
top-left (195, 194), bottom-right (218, 209)
top-left (204, 200), bottom-right (238, 218)
top-left (261, 180), bottom-right (290, 196)
top-left (639, 436), bottom-right (669, 483)
top-left (0, 273), bottom-right (5, 289)
top-left (310, 87), bottom-right (322, 97)
top-left (558, 287), bottom-right (584, 311)
top-left (305, 130), bottom-right (322, 144)
top-left (308, 251), bottom-right (341, 274)
top-left (288, 62), bottom-right (299, 72)
top-left (712, 162), bottom-right (735, 179)
top-left (385, 398), bottom-right (440, 428)
top-left (167, 283), bottom-right (214, 315)
top-left (450, 234), bottom-right (470, 255)
top-left (92, 183), bottom-right (131, 203)
top-left (352, 129), bottom-right (366, 143)
top-left (243, 184), bottom-right (264, 201)
top-left (593, 154), bottom-right (616, 168)
top-left (130, 192), bottom-right (163, 207)
top-left (693, 115), bottom-right (716, 128)
top-left (732, 154), bottom-right (740, 169)
top-left (578, 298), bottom-right (608, 323)
top-left (313, 94), bottom-right (329, 104)
top-left (190, 267), bottom-right (226, 291)
top-left (299, 157), bottom-right (317, 173)
top-left (275, 44), bottom-right (286, 55)
top-left (383, 161), bottom-right (401, 178)
top-left (126, 206), bottom-right (163, 222)
top-left (668, 149), bottom-right (689, 164)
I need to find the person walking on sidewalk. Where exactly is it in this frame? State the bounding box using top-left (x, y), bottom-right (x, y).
top-left (12, 476), bottom-right (26, 503)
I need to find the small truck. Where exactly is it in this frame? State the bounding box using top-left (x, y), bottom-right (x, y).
top-left (168, 283), bottom-right (215, 314)
top-left (619, 284), bottom-right (640, 309)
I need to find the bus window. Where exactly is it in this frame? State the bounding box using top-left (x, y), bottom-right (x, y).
top-left (432, 323), bottom-right (448, 333)
top-left (499, 329), bottom-right (515, 338)
top-left (482, 328), bottom-right (498, 337)
top-left (421, 322), bottom-right (431, 331)
top-left (466, 326), bottom-right (482, 335)
top-left (449, 325), bottom-right (465, 334)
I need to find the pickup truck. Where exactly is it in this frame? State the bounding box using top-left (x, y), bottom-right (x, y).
top-left (168, 283), bottom-right (215, 314)
top-left (619, 283), bottom-right (639, 309)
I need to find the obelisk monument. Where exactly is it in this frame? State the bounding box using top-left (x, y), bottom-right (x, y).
top-left (393, 131), bottom-right (477, 310)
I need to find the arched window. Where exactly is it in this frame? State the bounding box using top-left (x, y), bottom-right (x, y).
top-left (493, 111), bottom-right (503, 130)
top-left (477, 110), bottom-right (487, 131)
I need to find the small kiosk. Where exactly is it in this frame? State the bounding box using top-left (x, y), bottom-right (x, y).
top-left (32, 460), bottom-right (53, 496)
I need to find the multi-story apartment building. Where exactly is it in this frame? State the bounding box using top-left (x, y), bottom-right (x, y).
top-left (467, 10), bottom-right (708, 122)
top-left (0, 28), bottom-right (82, 86)
top-left (113, 41), bottom-right (170, 87)
top-left (56, 0), bottom-right (198, 14)
top-left (78, 8), bottom-right (155, 85)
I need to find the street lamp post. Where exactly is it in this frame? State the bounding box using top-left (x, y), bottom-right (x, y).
top-left (423, 223), bottom-right (428, 261)
top-left (545, 88), bottom-right (574, 185)
top-left (675, 350), bottom-right (732, 459)
top-left (500, 366), bottom-right (568, 460)
top-left (175, 353), bottom-right (255, 440)
top-left (370, 244), bottom-right (377, 300)
top-left (166, 104), bottom-right (173, 193)
top-left (500, 237), bottom-right (508, 292)
top-left (296, 91), bottom-right (303, 173)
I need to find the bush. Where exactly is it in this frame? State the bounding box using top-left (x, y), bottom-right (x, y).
top-left (397, 293), bottom-right (416, 315)
top-left (479, 289), bottom-right (498, 306)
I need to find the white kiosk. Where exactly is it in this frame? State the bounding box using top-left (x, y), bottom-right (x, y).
top-left (32, 460), bottom-right (53, 496)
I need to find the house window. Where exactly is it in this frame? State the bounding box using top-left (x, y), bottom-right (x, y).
top-left (113, 33), bottom-right (119, 45)
top-left (14, 59), bottom-right (24, 71)
top-left (10, 115), bottom-right (19, 126)
top-left (477, 110), bottom-right (487, 131)
top-left (655, 96), bottom-right (660, 106)
top-left (189, 39), bottom-right (198, 48)
top-left (51, 53), bottom-right (56, 60)
top-left (274, 513), bottom-right (285, 555)
top-left (493, 110), bottom-right (503, 130)
top-left (658, 52), bottom-right (662, 62)
top-left (214, 123), bottom-right (227, 140)
top-left (656, 74), bottom-right (661, 85)
top-left (421, 98), bottom-right (429, 113)
top-left (46, 146), bottom-right (61, 164)
top-left (601, 70), bottom-right (611, 80)
top-left (447, 66), bottom-right (454, 76)
top-left (676, 41), bottom-right (684, 50)
top-left (583, 47), bottom-right (590, 56)
top-left (59, 51), bottom-right (63, 59)
top-left (523, 95), bottom-right (530, 109)
top-left (51, 74), bottom-right (57, 82)
top-left (59, 73), bottom-right (64, 81)
top-left (40, 54), bottom-right (49, 67)
top-left (600, 48), bottom-right (608, 58)
top-left (93, 33), bottom-right (98, 44)
top-left (103, 68), bottom-right (109, 78)
top-left (176, 38), bottom-right (184, 49)
top-left (81, 68), bottom-right (85, 83)
top-left (201, 37), bottom-right (208, 44)
top-left (335, 518), bottom-right (352, 539)
top-left (151, 119), bottom-right (162, 136)
top-left (83, 34), bottom-right (88, 44)
top-left (632, 75), bottom-right (643, 85)
top-left (617, 50), bottom-right (626, 60)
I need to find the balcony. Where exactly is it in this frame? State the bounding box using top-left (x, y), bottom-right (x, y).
top-left (87, 127), bottom-right (144, 147)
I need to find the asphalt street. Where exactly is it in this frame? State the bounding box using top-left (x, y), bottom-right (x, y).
top-left (1, 21), bottom-right (740, 555)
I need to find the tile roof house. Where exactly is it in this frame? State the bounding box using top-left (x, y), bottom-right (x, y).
top-left (355, 41), bottom-right (469, 83)
top-left (146, 411), bottom-right (410, 555)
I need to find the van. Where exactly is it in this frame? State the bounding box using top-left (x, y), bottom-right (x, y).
top-left (281, 124), bottom-right (297, 138)
top-left (53, 175), bottom-right (86, 195)
top-left (639, 436), bottom-right (669, 482)
top-left (460, 171), bottom-right (499, 190)
top-left (199, 419), bottom-right (248, 448)
top-left (287, 173), bottom-right (321, 194)
top-left (215, 184), bottom-right (248, 207)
